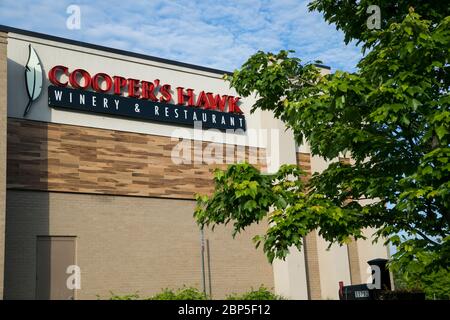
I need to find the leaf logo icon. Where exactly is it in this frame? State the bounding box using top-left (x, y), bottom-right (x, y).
top-left (23, 45), bottom-right (43, 117)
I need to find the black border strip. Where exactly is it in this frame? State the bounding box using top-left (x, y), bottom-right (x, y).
top-left (0, 24), bottom-right (331, 74)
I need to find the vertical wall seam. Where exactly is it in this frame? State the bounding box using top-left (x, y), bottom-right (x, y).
top-left (346, 239), bottom-right (362, 285)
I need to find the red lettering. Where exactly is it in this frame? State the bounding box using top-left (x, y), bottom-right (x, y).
top-left (207, 93), bottom-right (227, 111)
top-left (48, 65), bottom-right (69, 87)
top-left (176, 87), bottom-right (184, 105)
top-left (228, 96), bottom-right (242, 114)
top-left (176, 87), bottom-right (195, 106)
top-left (69, 69), bottom-right (91, 90)
top-left (186, 89), bottom-right (195, 106)
top-left (127, 78), bottom-right (141, 98)
top-left (91, 73), bottom-right (112, 93)
top-left (196, 91), bottom-right (210, 109)
top-left (113, 76), bottom-right (127, 95)
top-left (142, 81), bottom-right (158, 101)
top-left (48, 65), bottom-right (243, 115)
top-left (159, 84), bottom-right (172, 103)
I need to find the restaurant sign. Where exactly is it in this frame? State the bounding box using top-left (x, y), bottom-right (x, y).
top-left (25, 45), bottom-right (246, 131)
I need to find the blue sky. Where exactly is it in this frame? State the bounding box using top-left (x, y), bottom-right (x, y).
top-left (0, 0), bottom-right (361, 72)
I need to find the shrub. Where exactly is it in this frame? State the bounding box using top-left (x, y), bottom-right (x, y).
top-left (149, 286), bottom-right (208, 300)
top-left (109, 292), bottom-right (140, 300)
top-left (108, 285), bottom-right (282, 300)
top-left (226, 285), bottom-right (283, 300)
top-left (374, 289), bottom-right (425, 300)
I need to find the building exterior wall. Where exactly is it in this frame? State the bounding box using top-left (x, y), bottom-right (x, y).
top-left (3, 29), bottom-right (278, 300)
top-left (303, 231), bottom-right (323, 299)
top-left (296, 152), bottom-right (322, 300)
top-left (6, 33), bottom-right (266, 148)
top-left (347, 239), bottom-right (362, 285)
top-left (7, 119), bottom-right (266, 199)
top-left (4, 190), bottom-right (273, 299)
top-left (0, 31), bottom-right (7, 299)
top-left (1, 26), bottom-right (390, 300)
top-left (316, 238), bottom-right (352, 299)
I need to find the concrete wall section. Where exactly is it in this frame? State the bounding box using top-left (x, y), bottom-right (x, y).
top-left (261, 111), bottom-right (309, 300)
top-left (310, 155), bottom-right (353, 298)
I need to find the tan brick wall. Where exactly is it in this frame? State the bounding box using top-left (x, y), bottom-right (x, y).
top-left (7, 119), bottom-right (266, 199)
top-left (4, 190), bottom-right (274, 299)
top-left (0, 31), bottom-right (8, 299)
top-left (339, 157), bottom-right (362, 284)
top-left (347, 238), bottom-right (362, 284)
top-left (303, 231), bottom-right (322, 299)
top-left (296, 152), bottom-right (322, 299)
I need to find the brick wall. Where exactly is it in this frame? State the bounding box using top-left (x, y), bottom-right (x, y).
top-left (297, 152), bottom-right (322, 299)
top-left (4, 190), bottom-right (274, 299)
top-left (7, 119), bottom-right (266, 199)
top-left (4, 117), bottom-right (272, 299)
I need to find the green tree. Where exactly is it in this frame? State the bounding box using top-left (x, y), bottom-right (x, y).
top-left (194, 2), bottom-right (450, 287)
top-left (393, 251), bottom-right (450, 299)
top-left (307, 0), bottom-right (449, 44)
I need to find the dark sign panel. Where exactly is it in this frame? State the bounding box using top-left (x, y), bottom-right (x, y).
top-left (48, 86), bottom-right (246, 131)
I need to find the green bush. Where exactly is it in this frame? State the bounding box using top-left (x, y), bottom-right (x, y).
top-left (374, 289), bottom-right (425, 300)
top-left (108, 286), bottom-right (208, 300)
top-left (393, 265), bottom-right (450, 300)
top-left (226, 285), bottom-right (283, 300)
top-left (109, 292), bottom-right (140, 300)
top-left (108, 285), bottom-right (282, 300)
top-left (149, 287), bottom-right (208, 300)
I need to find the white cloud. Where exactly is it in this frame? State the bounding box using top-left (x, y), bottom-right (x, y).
top-left (0, 0), bottom-right (362, 71)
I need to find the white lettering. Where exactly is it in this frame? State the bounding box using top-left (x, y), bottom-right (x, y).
top-left (66, 5), bottom-right (81, 30)
top-left (66, 265), bottom-right (81, 290)
top-left (178, 304), bottom-right (212, 318)
top-left (366, 5), bottom-right (381, 30)
top-left (54, 90), bottom-right (63, 101)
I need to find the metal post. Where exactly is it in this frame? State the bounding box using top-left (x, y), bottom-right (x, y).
top-left (200, 228), bottom-right (206, 296)
top-left (206, 239), bottom-right (212, 298)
